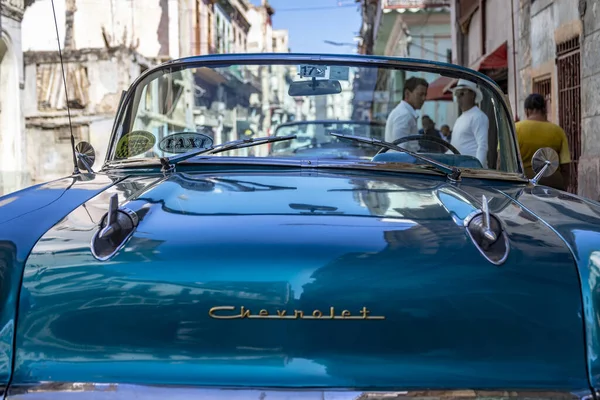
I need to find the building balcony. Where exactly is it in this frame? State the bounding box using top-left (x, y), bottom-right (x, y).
top-left (383, 0), bottom-right (451, 9)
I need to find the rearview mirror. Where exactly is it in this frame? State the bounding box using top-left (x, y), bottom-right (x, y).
top-left (530, 147), bottom-right (559, 185)
top-left (75, 141), bottom-right (96, 173)
top-left (288, 79), bottom-right (342, 96)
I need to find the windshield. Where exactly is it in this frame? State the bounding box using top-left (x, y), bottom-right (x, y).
top-left (111, 59), bottom-right (521, 175)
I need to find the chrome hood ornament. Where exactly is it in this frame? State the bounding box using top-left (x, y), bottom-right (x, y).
top-left (91, 194), bottom-right (139, 261)
top-left (464, 195), bottom-right (510, 265)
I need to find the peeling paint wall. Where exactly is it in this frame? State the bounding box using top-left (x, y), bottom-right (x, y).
top-left (22, 48), bottom-right (147, 183)
top-left (517, 0), bottom-right (600, 200)
top-left (519, 0), bottom-right (582, 118)
top-left (21, 0), bottom-right (187, 60)
top-left (580, 0), bottom-right (600, 200)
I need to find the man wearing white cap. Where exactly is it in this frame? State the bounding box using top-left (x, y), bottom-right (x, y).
top-left (450, 79), bottom-right (489, 168)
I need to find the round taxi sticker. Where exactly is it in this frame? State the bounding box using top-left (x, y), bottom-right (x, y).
top-left (115, 131), bottom-right (156, 159)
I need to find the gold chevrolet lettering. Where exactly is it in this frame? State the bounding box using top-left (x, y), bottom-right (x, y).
top-left (208, 306), bottom-right (385, 320)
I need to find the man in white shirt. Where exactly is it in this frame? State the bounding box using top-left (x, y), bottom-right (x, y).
top-left (450, 79), bottom-right (489, 168)
top-left (385, 77), bottom-right (429, 151)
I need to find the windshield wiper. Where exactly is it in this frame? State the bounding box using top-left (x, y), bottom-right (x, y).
top-left (329, 132), bottom-right (462, 181)
top-left (160, 134), bottom-right (297, 172)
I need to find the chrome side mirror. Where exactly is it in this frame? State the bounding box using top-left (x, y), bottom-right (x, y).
top-left (75, 141), bottom-right (96, 173)
top-left (530, 147), bottom-right (559, 185)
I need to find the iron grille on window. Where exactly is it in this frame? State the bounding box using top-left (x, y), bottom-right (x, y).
top-left (532, 76), bottom-right (552, 122)
top-left (556, 36), bottom-right (581, 194)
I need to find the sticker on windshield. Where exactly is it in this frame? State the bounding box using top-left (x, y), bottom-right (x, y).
top-left (297, 65), bottom-right (350, 81)
top-left (158, 132), bottom-right (214, 154)
top-left (298, 65), bottom-right (327, 78)
top-left (115, 130), bottom-right (156, 158)
top-left (328, 66), bottom-right (350, 80)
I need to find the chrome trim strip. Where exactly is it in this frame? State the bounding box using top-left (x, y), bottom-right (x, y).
top-left (4, 383), bottom-right (594, 399)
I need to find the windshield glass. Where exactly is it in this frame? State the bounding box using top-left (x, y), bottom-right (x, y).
top-left (111, 60), bottom-right (521, 174)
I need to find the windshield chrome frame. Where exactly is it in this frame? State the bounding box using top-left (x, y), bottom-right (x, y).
top-left (103, 53), bottom-right (525, 179)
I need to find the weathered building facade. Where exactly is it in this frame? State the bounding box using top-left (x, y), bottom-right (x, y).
top-left (0, 0), bottom-right (34, 195)
top-left (517, 0), bottom-right (598, 200)
top-left (12, 0), bottom-right (286, 185)
top-left (450, 0), bottom-right (600, 199)
top-left (20, 0), bottom-right (167, 182)
top-left (22, 47), bottom-right (151, 180)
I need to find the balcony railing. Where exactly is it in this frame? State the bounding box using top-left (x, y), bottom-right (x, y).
top-left (383, 0), bottom-right (451, 8)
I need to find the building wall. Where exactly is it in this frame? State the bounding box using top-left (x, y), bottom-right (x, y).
top-left (519, 0), bottom-right (582, 121)
top-left (245, 2), bottom-right (274, 147)
top-left (247, 5), bottom-right (273, 53)
top-left (465, 8), bottom-right (482, 65)
top-left (4, 0), bottom-right (265, 193)
top-left (231, 0), bottom-right (250, 52)
top-left (485, 0), bottom-right (519, 119)
top-left (21, 0), bottom-right (189, 60)
top-left (22, 48), bottom-right (148, 182)
top-left (517, 0), bottom-right (600, 199)
top-left (580, 0), bottom-right (600, 200)
top-left (452, 0), bottom-right (520, 119)
top-left (214, 3), bottom-right (232, 53)
top-left (0, 0), bottom-right (30, 195)
top-left (484, 0), bottom-right (508, 56)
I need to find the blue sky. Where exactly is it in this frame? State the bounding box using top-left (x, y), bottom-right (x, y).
top-left (249, 0), bottom-right (361, 54)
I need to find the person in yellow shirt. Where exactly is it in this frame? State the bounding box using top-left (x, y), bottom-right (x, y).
top-left (516, 93), bottom-right (571, 190)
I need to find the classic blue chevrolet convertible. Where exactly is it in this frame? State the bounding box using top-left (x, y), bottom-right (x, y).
top-left (1, 54), bottom-right (600, 399)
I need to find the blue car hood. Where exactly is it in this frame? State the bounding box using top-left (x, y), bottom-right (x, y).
top-left (13, 169), bottom-right (588, 390)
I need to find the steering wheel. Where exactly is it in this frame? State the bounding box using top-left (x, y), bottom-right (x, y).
top-left (375, 134), bottom-right (461, 155)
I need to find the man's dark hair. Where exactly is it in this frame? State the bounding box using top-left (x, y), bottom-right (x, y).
top-left (403, 77), bottom-right (429, 99)
top-left (422, 115), bottom-right (432, 122)
top-left (524, 93), bottom-right (546, 114)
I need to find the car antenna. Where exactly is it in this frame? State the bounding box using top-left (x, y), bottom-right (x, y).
top-left (50, 0), bottom-right (80, 175)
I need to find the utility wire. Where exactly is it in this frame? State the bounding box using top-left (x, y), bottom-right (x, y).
top-left (409, 42), bottom-right (449, 59)
top-left (50, 0), bottom-right (80, 175)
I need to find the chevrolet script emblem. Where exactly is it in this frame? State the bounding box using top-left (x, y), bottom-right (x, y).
top-left (208, 306), bottom-right (385, 320)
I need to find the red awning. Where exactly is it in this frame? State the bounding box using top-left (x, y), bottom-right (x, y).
top-left (478, 42), bottom-right (508, 70)
top-left (426, 75), bottom-right (454, 101)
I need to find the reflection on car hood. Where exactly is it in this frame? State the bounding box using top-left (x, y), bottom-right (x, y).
top-left (13, 169), bottom-right (589, 390)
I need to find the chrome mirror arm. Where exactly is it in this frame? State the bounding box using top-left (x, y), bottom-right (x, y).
top-left (76, 152), bottom-right (94, 173)
top-left (530, 160), bottom-right (551, 185)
